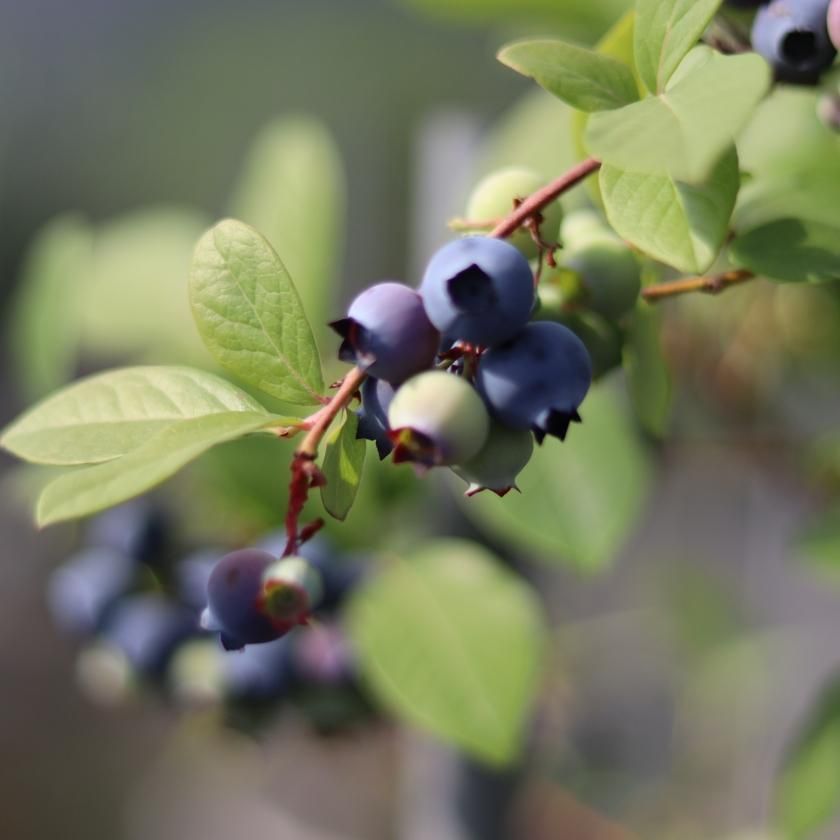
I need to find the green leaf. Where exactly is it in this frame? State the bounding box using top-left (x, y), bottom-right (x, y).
top-left (600, 145), bottom-right (739, 274)
top-left (498, 39), bottom-right (638, 112)
top-left (37, 412), bottom-right (276, 526)
top-left (80, 208), bottom-right (212, 365)
top-left (190, 219), bottom-right (324, 406)
top-left (458, 385), bottom-right (651, 573)
top-left (775, 678), bottom-right (840, 839)
top-left (9, 215), bottom-right (93, 400)
top-left (347, 539), bottom-right (546, 766)
top-left (320, 411), bottom-right (366, 522)
top-left (634, 0), bottom-right (722, 93)
top-left (624, 300), bottom-right (672, 436)
top-left (586, 48), bottom-right (770, 183)
top-left (1, 366), bottom-right (277, 466)
top-left (228, 117), bottom-right (345, 348)
top-left (729, 219), bottom-right (840, 283)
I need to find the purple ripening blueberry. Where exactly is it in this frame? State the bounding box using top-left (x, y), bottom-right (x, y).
top-left (330, 282), bottom-right (439, 385)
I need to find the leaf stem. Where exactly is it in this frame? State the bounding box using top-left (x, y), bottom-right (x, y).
top-left (641, 269), bottom-right (755, 302)
top-left (488, 157), bottom-right (601, 239)
top-left (295, 366), bottom-right (367, 458)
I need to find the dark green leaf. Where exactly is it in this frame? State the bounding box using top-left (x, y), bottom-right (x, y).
top-left (600, 145), bottom-right (739, 273)
top-left (458, 385), bottom-right (651, 572)
top-left (37, 412), bottom-right (277, 526)
top-left (498, 39), bottom-right (638, 112)
top-left (320, 411), bottom-right (367, 521)
top-left (634, 0), bottom-right (723, 93)
top-left (347, 539), bottom-right (546, 766)
top-left (190, 219), bottom-right (324, 406)
top-left (586, 48), bottom-right (770, 183)
top-left (729, 219), bottom-right (840, 283)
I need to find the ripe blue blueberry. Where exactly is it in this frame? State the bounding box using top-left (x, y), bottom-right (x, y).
top-left (452, 420), bottom-right (534, 497)
top-left (419, 236), bottom-right (535, 346)
top-left (476, 321), bottom-right (592, 442)
top-left (102, 594), bottom-right (196, 678)
top-left (47, 547), bottom-right (136, 636)
top-left (387, 370), bottom-right (490, 466)
top-left (85, 500), bottom-right (168, 566)
top-left (356, 377), bottom-right (396, 459)
top-left (330, 282), bottom-right (439, 385)
top-left (223, 636), bottom-right (296, 702)
top-left (752, 0), bottom-right (837, 84)
top-left (205, 548), bottom-right (283, 649)
top-left (205, 549), bottom-right (322, 650)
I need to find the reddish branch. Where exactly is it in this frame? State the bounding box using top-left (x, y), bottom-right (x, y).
top-left (642, 269), bottom-right (755, 302)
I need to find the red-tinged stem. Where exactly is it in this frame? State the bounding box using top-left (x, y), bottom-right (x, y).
top-left (489, 157), bottom-right (601, 239)
top-left (642, 269), bottom-right (755, 302)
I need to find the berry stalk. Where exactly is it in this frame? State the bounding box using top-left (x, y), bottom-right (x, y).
top-left (642, 269), bottom-right (755, 302)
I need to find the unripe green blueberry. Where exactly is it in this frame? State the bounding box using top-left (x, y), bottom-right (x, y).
top-left (452, 420), bottom-right (534, 497)
top-left (387, 371), bottom-right (490, 467)
top-left (559, 210), bottom-right (640, 319)
top-left (466, 167), bottom-right (563, 259)
top-left (260, 556), bottom-right (324, 628)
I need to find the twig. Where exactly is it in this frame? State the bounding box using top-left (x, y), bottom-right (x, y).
top-left (489, 157), bottom-right (601, 239)
top-left (642, 269), bottom-right (755, 302)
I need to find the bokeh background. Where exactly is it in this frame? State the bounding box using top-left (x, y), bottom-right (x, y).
top-left (2, 1), bottom-right (840, 838)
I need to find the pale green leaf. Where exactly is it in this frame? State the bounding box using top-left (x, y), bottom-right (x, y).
top-left (190, 219), bottom-right (324, 405)
top-left (775, 679), bottom-right (840, 839)
top-left (634, 0), bottom-right (722, 93)
top-left (458, 385), bottom-right (651, 573)
top-left (600, 145), bottom-right (739, 273)
top-left (228, 117), bottom-right (345, 348)
top-left (37, 412), bottom-right (276, 526)
top-left (9, 215), bottom-right (93, 400)
top-left (498, 39), bottom-right (638, 112)
top-left (320, 411), bottom-right (366, 522)
top-left (729, 219), bottom-right (840, 283)
top-left (624, 301), bottom-right (672, 436)
top-left (347, 539), bottom-right (546, 766)
top-left (586, 48), bottom-right (770, 183)
top-left (80, 207), bottom-right (212, 365)
top-left (1, 366), bottom-right (275, 466)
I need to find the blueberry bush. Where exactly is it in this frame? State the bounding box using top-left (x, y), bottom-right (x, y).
top-left (5, 0), bottom-right (840, 836)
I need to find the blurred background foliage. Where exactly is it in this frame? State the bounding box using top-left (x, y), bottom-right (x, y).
top-left (2, 0), bottom-right (840, 838)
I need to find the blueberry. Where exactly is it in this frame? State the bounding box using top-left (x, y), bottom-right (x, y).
top-left (101, 594), bottom-right (196, 678)
top-left (174, 548), bottom-right (225, 611)
top-left (830, 0), bottom-right (840, 49)
top-left (330, 282), bottom-right (439, 385)
top-left (476, 322), bottom-right (592, 442)
top-left (260, 556), bottom-right (323, 627)
top-left (465, 167), bottom-right (563, 259)
top-left (205, 548), bottom-right (282, 649)
top-left (355, 377), bottom-right (395, 459)
top-left (452, 420), bottom-right (534, 497)
top-left (85, 500), bottom-right (168, 566)
top-left (419, 237), bottom-right (535, 346)
top-left (752, 0), bottom-right (837, 84)
top-left (387, 370), bottom-right (490, 466)
top-left (222, 636), bottom-right (296, 701)
top-left (559, 212), bottom-right (640, 319)
top-left (291, 622), bottom-right (355, 685)
top-left (47, 547), bottom-right (136, 636)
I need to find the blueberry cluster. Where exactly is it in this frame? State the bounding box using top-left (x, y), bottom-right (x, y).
top-left (731, 0), bottom-right (839, 84)
top-left (333, 187), bottom-right (611, 496)
top-left (48, 503), bottom-right (371, 731)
